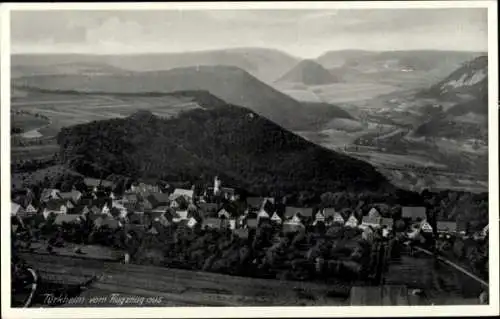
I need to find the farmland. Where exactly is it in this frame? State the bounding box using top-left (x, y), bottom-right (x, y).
top-left (20, 252), bottom-right (349, 307)
top-left (11, 89), bottom-right (204, 140)
top-left (273, 82), bottom-right (402, 104)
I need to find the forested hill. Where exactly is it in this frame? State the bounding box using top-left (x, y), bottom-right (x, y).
top-left (57, 101), bottom-right (393, 196)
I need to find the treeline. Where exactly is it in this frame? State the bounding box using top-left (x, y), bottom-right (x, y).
top-left (57, 105), bottom-right (393, 196)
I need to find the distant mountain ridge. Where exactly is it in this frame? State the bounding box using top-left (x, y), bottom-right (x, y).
top-left (57, 97), bottom-right (393, 195)
top-left (276, 59), bottom-right (340, 85)
top-left (419, 55), bottom-right (488, 102)
top-left (13, 65), bottom-right (352, 130)
top-left (12, 48), bottom-right (300, 83)
top-left (412, 56), bottom-right (489, 140)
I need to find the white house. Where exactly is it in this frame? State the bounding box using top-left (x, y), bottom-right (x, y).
top-left (43, 200), bottom-right (68, 219)
top-left (173, 210), bottom-right (189, 223)
top-left (333, 212), bottom-right (345, 225)
top-left (314, 211), bottom-right (325, 223)
top-left (257, 209), bottom-right (270, 222)
top-left (361, 216), bottom-right (381, 229)
top-left (171, 188), bottom-right (194, 202)
top-left (420, 220), bottom-right (433, 233)
top-left (187, 217), bottom-right (198, 228)
top-left (25, 204), bottom-right (38, 215)
top-left (11, 202), bottom-right (23, 216)
top-left (271, 212), bottom-right (282, 224)
top-left (218, 208), bottom-right (231, 219)
top-left (101, 204), bottom-right (111, 216)
top-left (345, 215), bottom-right (359, 228)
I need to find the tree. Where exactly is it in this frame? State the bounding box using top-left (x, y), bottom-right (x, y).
top-left (320, 192), bottom-right (336, 207)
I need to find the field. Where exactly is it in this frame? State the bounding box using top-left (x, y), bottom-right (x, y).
top-left (384, 252), bottom-right (483, 305)
top-left (11, 90), bottom-right (204, 140)
top-left (11, 113), bottom-right (50, 133)
top-left (273, 82), bottom-right (402, 104)
top-left (19, 252), bottom-right (349, 307)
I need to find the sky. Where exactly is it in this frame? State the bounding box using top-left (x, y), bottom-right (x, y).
top-left (10, 8), bottom-right (488, 58)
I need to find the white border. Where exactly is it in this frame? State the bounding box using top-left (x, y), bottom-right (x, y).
top-left (1, 1), bottom-right (498, 318)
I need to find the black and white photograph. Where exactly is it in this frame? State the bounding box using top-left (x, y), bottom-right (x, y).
top-left (1, 1), bottom-right (498, 317)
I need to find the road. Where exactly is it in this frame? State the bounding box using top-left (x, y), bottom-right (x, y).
top-left (414, 246), bottom-right (489, 288)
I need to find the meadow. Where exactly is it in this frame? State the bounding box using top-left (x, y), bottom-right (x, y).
top-left (11, 90), bottom-right (204, 140)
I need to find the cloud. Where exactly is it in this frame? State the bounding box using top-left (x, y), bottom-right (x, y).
top-left (10, 8), bottom-right (488, 57)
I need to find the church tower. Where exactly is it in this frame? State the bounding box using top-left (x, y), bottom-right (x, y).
top-left (214, 176), bottom-right (221, 195)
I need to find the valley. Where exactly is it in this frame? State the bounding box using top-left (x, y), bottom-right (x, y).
top-left (10, 50), bottom-right (489, 194)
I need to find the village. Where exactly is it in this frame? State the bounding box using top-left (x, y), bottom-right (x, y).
top-left (11, 175), bottom-right (488, 262)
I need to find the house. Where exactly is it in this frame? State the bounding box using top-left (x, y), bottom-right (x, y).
top-left (217, 208), bottom-right (231, 219)
top-left (345, 215), bottom-right (359, 228)
top-left (361, 216), bottom-right (382, 229)
top-left (420, 220), bottom-right (433, 233)
top-left (202, 217), bottom-right (221, 230)
top-left (84, 178), bottom-right (114, 191)
top-left (122, 193), bottom-right (138, 205)
top-left (402, 206), bottom-right (427, 221)
top-left (333, 212), bottom-right (345, 225)
top-left (147, 193), bottom-right (171, 208)
top-left (58, 190), bottom-right (82, 203)
top-left (173, 210), bottom-right (189, 223)
top-left (198, 203), bottom-right (221, 217)
top-left (101, 204), bottom-right (111, 216)
top-left (436, 221), bottom-right (457, 234)
top-left (170, 195), bottom-right (188, 210)
top-left (367, 207), bottom-right (381, 219)
top-left (65, 200), bottom-right (75, 210)
top-left (25, 203), bottom-right (38, 215)
top-left (257, 209), bottom-right (270, 222)
top-left (270, 212), bottom-right (282, 224)
top-left (187, 217), bottom-right (198, 228)
top-left (362, 227), bottom-right (374, 241)
top-left (11, 202), bottom-right (24, 216)
top-left (482, 224), bottom-right (488, 237)
top-left (111, 201), bottom-right (128, 218)
top-left (54, 214), bottom-right (81, 226)
top-left (323, 208), bottom-right (337, 219)
top-left (284, 207), bottom-right (313, 221)
top-left (170, 188), bottom-right (194, 202)
top-left (41, 189), bottom-right (61, 202)
top-left (283, 218), bottom-right (305, 234)
top-left (314, 211), bottom-right (325, 223)
top-left (43, 200), bottom-right (68, 219)
top-left (381, 217), bottom-right (394, 230)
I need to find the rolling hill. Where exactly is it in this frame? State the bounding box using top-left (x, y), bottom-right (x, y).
top-left (13, 65), bottom-right (352, 130)
top-left (12, 48), bottom-right (299, 83)
top-left (276, 59), bottom-right (340, 85)
top-left (315, 50), bottom-right (484, 89)
top-left (418, 55), bottom-right (488, 102)
top-left (57, 96), bottom-right (393, 196)
top-left (412, 56), bottom-right (488, 140)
